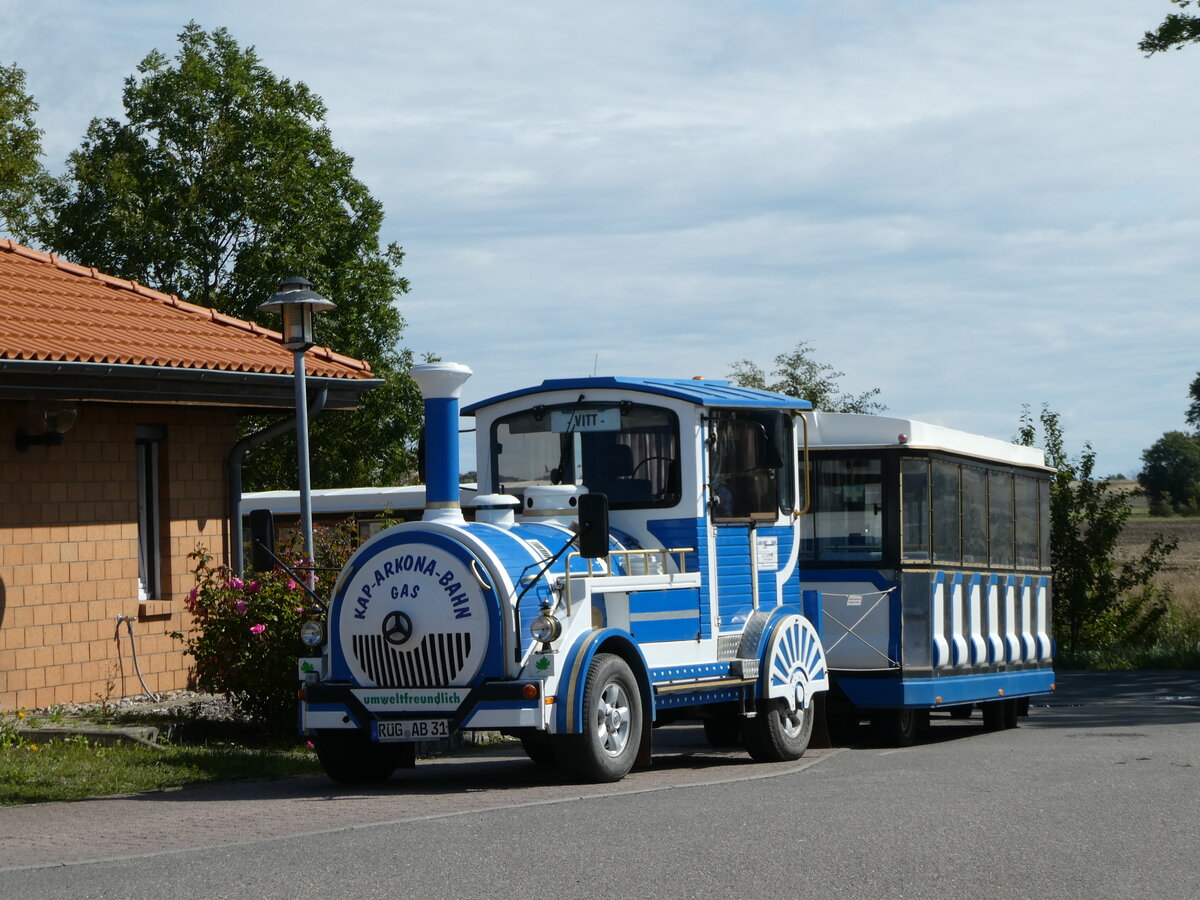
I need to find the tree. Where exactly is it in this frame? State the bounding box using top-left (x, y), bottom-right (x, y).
top-left (37, 23), bottom-right (422, 489)
top-left (1139, 431), bottom-right (1200, 515)
top-left (1186, 372), bottom-right (1200, 430)
top-left (1140, 1), bottom-right (1200, 54)
top-left (728, 341), bottom-right (885, 413)
top-left (1019, 406), bottom-right (1176, 655)
top-left (0, 62), bottom-right (51, 242)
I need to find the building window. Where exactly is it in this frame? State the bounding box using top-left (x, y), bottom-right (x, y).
top-left (136, 425), bottom-right (165, 602)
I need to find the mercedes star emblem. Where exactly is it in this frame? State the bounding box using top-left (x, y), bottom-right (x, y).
top-left (381, 610), bottom-right (414, 646)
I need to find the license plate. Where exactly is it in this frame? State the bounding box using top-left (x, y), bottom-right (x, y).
top-left (375, 719), bottom-right (451, 742)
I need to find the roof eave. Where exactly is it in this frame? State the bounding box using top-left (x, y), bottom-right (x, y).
top-left (0, 359), bottom-right (380, 410)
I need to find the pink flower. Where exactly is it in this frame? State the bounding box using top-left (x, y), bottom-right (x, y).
top-left (226, 577), bottom-right (244, 590)
top-left (294, 606), bottom-right (305, 614)
top-left (250, 623), bottom-right (266, 635)
top-left (305, 740), bottom-right (315, 750)
top-left (246, 581), bottom-right (260, 593)
top-left (234, 599), bottom-right (248, 614)
top-left (287, 579), bottom-right (298, 591)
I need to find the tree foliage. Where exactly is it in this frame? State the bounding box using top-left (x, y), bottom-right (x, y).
top-left (0, 62), bottom-right (51, 242)
top-left (728, 340), bottom-right (885, 413)
top-left (36, 23), bottom-right (422, 489)
top-left (1140, 1), bottom-right (1200, 54)
top-left (1139, 431), bottom-right (1200, 515)
top-left (1186, 372), bottom-right (1200, 430)
top-left (1019, 405), bottom-right (1176, 655)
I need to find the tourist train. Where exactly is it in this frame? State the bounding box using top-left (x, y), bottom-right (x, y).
top-left (289, 362), bottom-right (1054, 783)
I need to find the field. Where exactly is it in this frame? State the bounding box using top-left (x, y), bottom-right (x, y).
top-left (1119, 515), bottom-right (1200, 614)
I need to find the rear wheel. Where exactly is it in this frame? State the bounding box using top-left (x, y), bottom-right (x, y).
top-left (870, 708), bottom-right (921, 747)
top-left (563, 653), bottom-right (643, 783)
top-left (982, 700), bottom-right (1013, 731)
top-left (313, 730), bottom-right (410, 784)
top-left (743, 698), bottom-right (814, 762)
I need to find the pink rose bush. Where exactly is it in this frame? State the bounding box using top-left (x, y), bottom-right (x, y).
top-left (175, 520), bottom-right (360, 734)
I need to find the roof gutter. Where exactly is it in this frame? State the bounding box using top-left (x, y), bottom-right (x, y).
top-left (229, 386), bottom-right (328, 575)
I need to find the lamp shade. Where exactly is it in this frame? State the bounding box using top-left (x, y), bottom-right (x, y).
top-left (258, 280), bottom-right (336, 352)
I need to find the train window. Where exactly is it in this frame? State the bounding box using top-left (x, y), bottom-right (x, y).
top-left (1014, 475), bottom-right (1039, 567)
top-left (931, 460), bottom-right (961, 563)
top-left (801, 457), bottom-right (883, 560)
top-left (988, 470), bottom-right (1014, 567)
top-left (961, 466), bottom-right (987, 565)
top-left (492, 402), bottom-right (680, 509)
top-left (901, 458), bottom-right (930, 561)
top-left (709, 410), bottom-right (793, 520)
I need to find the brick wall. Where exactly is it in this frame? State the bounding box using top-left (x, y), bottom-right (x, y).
top-left (0, 400), bottom-right (239, 710)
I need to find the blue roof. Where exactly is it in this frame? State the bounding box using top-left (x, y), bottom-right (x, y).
top-left (461, 376), bottom-right (812, 414)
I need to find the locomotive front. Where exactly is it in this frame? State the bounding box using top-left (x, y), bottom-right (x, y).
top-left (298, 363), bottom-right (574, 780)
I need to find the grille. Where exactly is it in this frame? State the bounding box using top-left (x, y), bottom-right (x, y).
top-left (352, 632), bottom-right (474, 687)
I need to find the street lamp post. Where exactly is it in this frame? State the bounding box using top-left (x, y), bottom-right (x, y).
top-left (258, 277), bottom-right (335, 586)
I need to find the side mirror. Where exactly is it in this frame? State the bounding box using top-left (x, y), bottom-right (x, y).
top-left (248, 508), bottom-right (276, 572)
top-left (577, 492), bottom-right (610, 558)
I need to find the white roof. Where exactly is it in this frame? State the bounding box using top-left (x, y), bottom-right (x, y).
top-left (807, 412), bottom-right (1048, 469)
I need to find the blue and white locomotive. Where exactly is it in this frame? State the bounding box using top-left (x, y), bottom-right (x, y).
top-left (298, 362), bottom-right (830, 783)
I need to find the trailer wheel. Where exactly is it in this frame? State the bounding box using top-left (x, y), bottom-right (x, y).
top-left (312, 730), bottom-right (408, 784)
top-left (702, 715), bottom-right (743, 748)
top-left (1002, 698), bottom-right (1019, 729)
top-left (743, 698), bottom-right (814, 762)
top-left (870, 708), bottom-right (920, 747)
top-left (982, 699), bottom-right (1014, 731)
top-left (564, 653), bottom-right (643, 783)
top-left (519, 733), bottom-right (558, 765)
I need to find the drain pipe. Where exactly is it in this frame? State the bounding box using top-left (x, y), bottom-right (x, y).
top-left (115, 614), bottom-right (160, 702)
top-left (228, 387), bottom-right (328, 575)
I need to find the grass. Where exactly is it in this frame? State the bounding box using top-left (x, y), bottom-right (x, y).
top-left (0, 699), bottom-right (323, 807)
top-left (0, 735), bottom-right (321, 806)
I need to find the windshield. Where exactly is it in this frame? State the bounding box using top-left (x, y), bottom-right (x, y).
top-left (491, 402), bottom-right (680, 509)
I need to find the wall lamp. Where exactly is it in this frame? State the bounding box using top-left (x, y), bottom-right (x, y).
top-left (15, 403), bottom-right (78, 452)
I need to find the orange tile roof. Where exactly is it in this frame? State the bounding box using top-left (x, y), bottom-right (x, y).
top-left (0, 240), bottom-right (373, 380)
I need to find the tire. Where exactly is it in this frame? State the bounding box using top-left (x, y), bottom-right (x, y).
top-left (702, 715), bottom-right (743, 748)
top-left (562, 653), bottom-right (643, 783)
top-left (982, 700), bottom-right (1005, 731)
top-left (1002, 698), bottom-right (1019, 729)
top-left (742, 698), bottom-right (815, 762)
top-left (870, 708), bottom-right (919, 748)
top-left (519, 733), bottom-right (558, 765)
top-left (313, 730), bottom-right (408, 784)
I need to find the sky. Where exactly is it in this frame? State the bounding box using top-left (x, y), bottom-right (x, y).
top-left (4, 0), bottom-right (1199, 478)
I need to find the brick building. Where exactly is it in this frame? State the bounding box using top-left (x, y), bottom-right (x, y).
top-left (0, 240), bottom-right (378, 710)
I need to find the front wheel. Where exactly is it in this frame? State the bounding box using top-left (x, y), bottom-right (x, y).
top-left (562, 653), bottom-right (643, 783)
top-left (743, 698), bottom-right (814, 762)
top-left (312, 730), bottom-right (410, 784)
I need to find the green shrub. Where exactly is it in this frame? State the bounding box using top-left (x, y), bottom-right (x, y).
top-left (174, 548), bottom-right (315, 734)
top-left (174, 519), bottom-right (364, 735)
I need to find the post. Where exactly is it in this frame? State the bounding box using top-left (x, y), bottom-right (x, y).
top-left (294, 348), bottom-right (315, 585)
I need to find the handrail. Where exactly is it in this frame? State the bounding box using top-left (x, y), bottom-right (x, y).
top-left (560, 547), bottom-right (695, 614)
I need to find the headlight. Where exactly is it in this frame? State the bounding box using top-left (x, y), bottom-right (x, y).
top-left (300, 620), bottom-right (325, 647)
top-left (530, 614), bottom-right (562, 643)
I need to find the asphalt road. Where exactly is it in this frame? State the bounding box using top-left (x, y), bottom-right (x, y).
top-left (2, 670), bottom-right (1197, 900)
